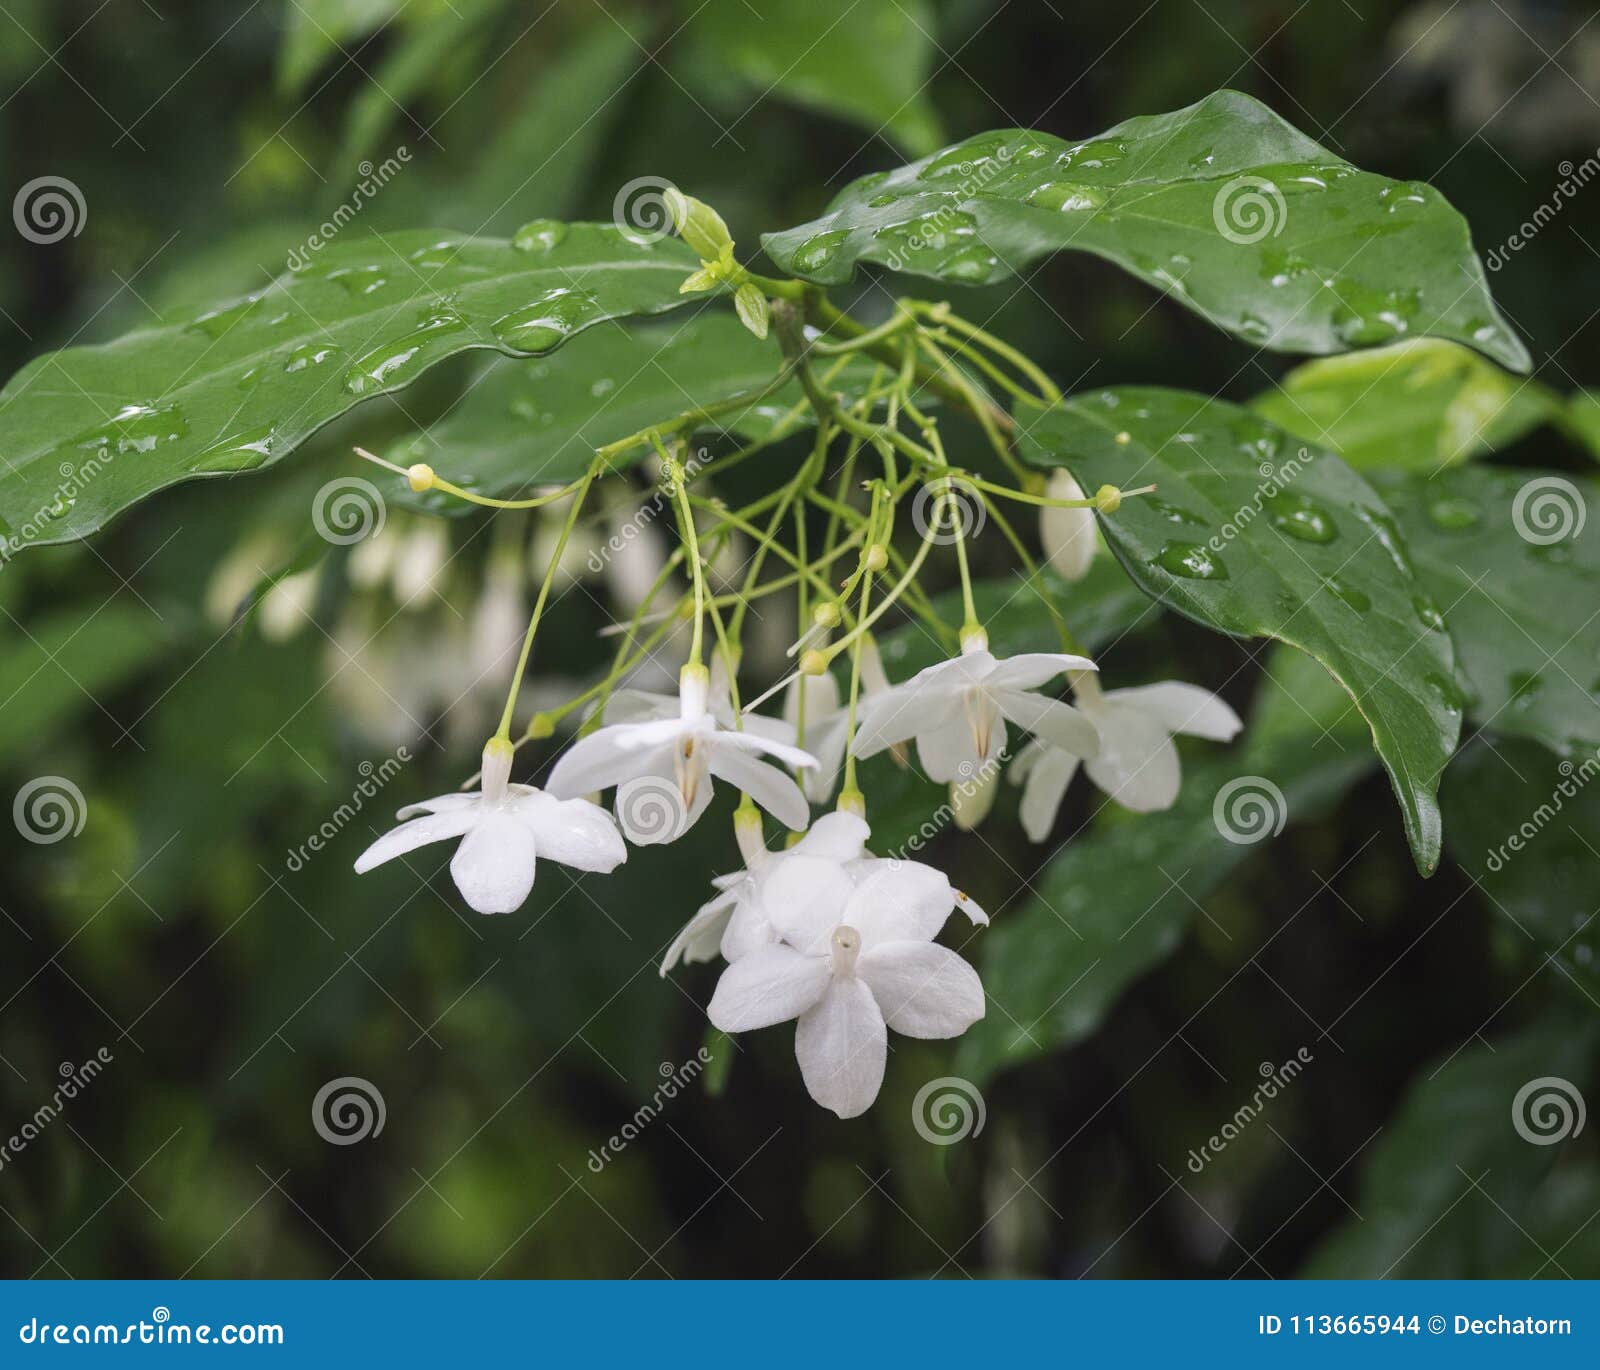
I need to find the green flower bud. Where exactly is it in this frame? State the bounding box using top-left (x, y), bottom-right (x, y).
top-left (664, 188), bottom-right (733, 261)
top-left (734, 283), bottom-right (770, 340)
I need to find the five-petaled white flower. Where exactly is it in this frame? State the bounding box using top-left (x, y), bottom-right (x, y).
top-left (547, 663), bottom-right (817, 842)
top-left (707, 837), bottom-right (988, 1117)
top-left (354, 738), bottom-right (626, 913)
top-left (1010, 676), bottom-right (1242, 837)
top-left (852, 635), bottom-right (1100, 784)
top-left (1040, 469), bottom-right (1097, 581)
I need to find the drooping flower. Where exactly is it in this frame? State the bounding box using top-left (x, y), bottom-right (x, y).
top-left (1040, 469), bottom-right (1097, 581)
top-left (354, 738), bottom-right (626, 913)
top-left (706, 847), bottom-right (987, 1118)
top-left (780, 636), bottom-right (893, 803)
top-left (547, 663), bottom-right (816, 843)
top-left (1010, 676), bottom-right (1243, 837)
top-left (853, 634), bottom-right (1100, 784)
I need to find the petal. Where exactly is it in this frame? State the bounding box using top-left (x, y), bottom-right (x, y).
top-left (1106, 681), bottom-right (1243, 742)
top-left (954, 890), bottom-right (989, 926)
top-left (719, 727), bottom-right (818, 771)
top-left (1017, 744), bottom-right (1079, 842)
top-left (595, 687), bottom-right (677, 725)
top-left (784, 670), bottom-right (841, 729)
top-left (843, 861), bottom-right (955, 949)
top-left (795, 978), bottom-right (887, 1118)
top-left (707, 946), bottom-right (831, 1032)
top-left (858, 942), bottom-right (984, 1039)
top-left (394, 791), bottom-right (480, 821)
top-left (993, 687), bottom-right (1100, 758)
top-left (984, 652), bottom-right (1098, 691)
top-left (913, 706), bottom-right (996, 784)
top-left (449, 810), bottom-right (538, 914)
top-left (721, 886), bottom-right (777, 961)
top-left (1041, 472), bottom-right (1098, 581)
top-left (546, 728), bottom-right (670, 798)
top-left (660, 888), bottom-right (737, 975)
top-left (851, 676), bottom-right (964, 758)
top-left (513, 791), bottom-right (626, 873)
top-left (793, 811), bottom-right (871, 861)
top-left (758, 854), bottom-right (856, 955)
top-left (614, 768), bottom-right (710, 845)
top-left (353, 806), bottom-right (478, 873)
top-left (1084, 701), bottom-right (1182, 812)
top-left (707, 746), bottom-right (811, 830)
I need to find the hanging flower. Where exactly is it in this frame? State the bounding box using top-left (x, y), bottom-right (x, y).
top-left (1040, 469), bottom-right (1097, 581)
top-left (354, 738), bottom-right (626, 914)
top-left (547, 663), bottom-right (817, 843)
top-left (1010, 677), bottom-right (1243, 836)
top-left (853, 635), bottom-right (1100, 783)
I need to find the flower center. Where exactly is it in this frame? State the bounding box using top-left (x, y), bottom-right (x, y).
top-left (829, 924), bottom-right (861, 976)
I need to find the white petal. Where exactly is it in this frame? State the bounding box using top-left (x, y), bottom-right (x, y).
top-left (1041, 471), bottom-right (1098, 581)
top-left (851, 676), bottom-right (964, 758)
top-left (984, 652), bottom-right (1098, 691)
top-left (758, 854), bottom-right (855, 954)
top-left (659, 889), bottom-right (737, 975)
top-left (843, 861), bottom-right (955, 949)
top-left (513, 791), bottom-right (626, 873)
top-left (993, 687), bottom-right (1101, 758)
top-left (707, 746), bottom-right (811, 830)
top-left (721, 885), bottom-right (777, 961)
top-left (546, 728), bottom-right (671, 798)
top-left (1017, 743), bottom-right (1079, 842)
top-left (793, 811), bottom-right (871, 861)
top-left (707, 946), bottom-right (831, 1032)
top-left (795, 978), bottom-right (887, 1118)
top-left (597, 687), bottom-right (677, 725)
top-left (719, 727), bottom-right (818, 771)
top-left (449, 809), bottom-right (538, 914)
top-left (914, 704), bottom-right (998, 784)
top-left (954, 890), bottom-right (989, 926)
top-left (614, 763), bottom-right (711, 845)
top-left (354, 806), bottom-right (478, 873)
top-left (1084, 701), bottom-right (1182, 812)
top-left (1106, 681), bottom-right (1242, 741)
top-left (394, 791), bottom-right (480, 821)
top-left (858, 941), bottom-right (985, 1039)
top-left (784, 670), bottom-right (841, 729)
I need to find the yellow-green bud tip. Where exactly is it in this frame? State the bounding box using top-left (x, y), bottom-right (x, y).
top-left (811, 601), bottom-right (841, 629)
top-left (525, 713), bottom-right (554, 741)
top-left (837, 789), bottom-right (866, 818)
top-left (1114, 430), bottom-right (1131, 445)
top-left (407, 463), bottom-right (435, 492)
top-left (865, 544), bottom-right (889, 572)
top-left (799, 649), bottom-right (828, 676)
top-left (483, 736), bottom-right (515, 763)
top-left (1095, 484), bottom-right (1123, 513)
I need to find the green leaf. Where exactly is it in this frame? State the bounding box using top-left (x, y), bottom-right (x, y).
top-left (1373, 465), bottom-right (1600, 760)
top-left (1020, 388), bottom-right (1462, 873)
top-left (763, 90), bottom-right (1527, 370)
top-left (1253, 339), bottom-right (1560, 471)
top-left (682, 0), bottom-right (942, 155)
top-left (385, 312), bottom-right (862, 507)
top-left (957, 645), bottom-right (1375, 1085)
top-left (1444, 738), bottom-right (1600, 1003)
top-left (0, 225), bottom-right (700, 553)
top-left (1566, 390), bottom-right (1600, 462)
top-left (1305, 1014), bottom-right (1599, 1277)
top-left (278, 0), bottom-right (408, 98)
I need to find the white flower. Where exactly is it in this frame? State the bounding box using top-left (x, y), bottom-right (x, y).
top-left (354, 738), bottom-right (626, 913)
top-left (1041, 469), bottom-right (1097, 581)
top-left (852, 637), bottom-right (1100, 783)
top-left (707, 844), bottom-right (988, 1118)
top-left (547, 664), bottom-right (816, 842)
top-left (659, 811), bottom-right (871, 973)
top-left (780, 637), bottom-right (893, 803)
top-left (1010, 677), bottom-right (1243, 837)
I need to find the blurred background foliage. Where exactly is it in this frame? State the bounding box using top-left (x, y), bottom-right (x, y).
top-left (2, 0), bottom-right (1599, 1278)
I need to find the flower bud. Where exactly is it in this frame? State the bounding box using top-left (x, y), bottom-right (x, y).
top-left (799, 649), bottom-right (829, 676)
top-left (407, 463), bottom-right (435, 492)
top-left (664, 188), bottom-right (733, 261)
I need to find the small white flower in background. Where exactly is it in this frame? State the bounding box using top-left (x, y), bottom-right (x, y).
top-left (547, 662), bottom-right (817, 841)
top-left (706, 833), bottom-right (987, 1118)
top-left (258, 566), bottom-right (320, 642)
top-left (853, 633), bottom-right (1100, 783)
top-left (602, 486), bottom-right (673, 613)
top-left (392, 520), bottom-right (450, 606)
top-left (467, 551), bottom-right (528, 684)
top-left (1041, 469), bottom-right (1097, 581)
top-left (532, 492), bottom-right (603, 588)
top-left (1010, 676), bottom-right (1242, 838)
top-left (354, 738), bottom-right (626, 914)
top-left (781, 637), bottom-right (894, 803)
